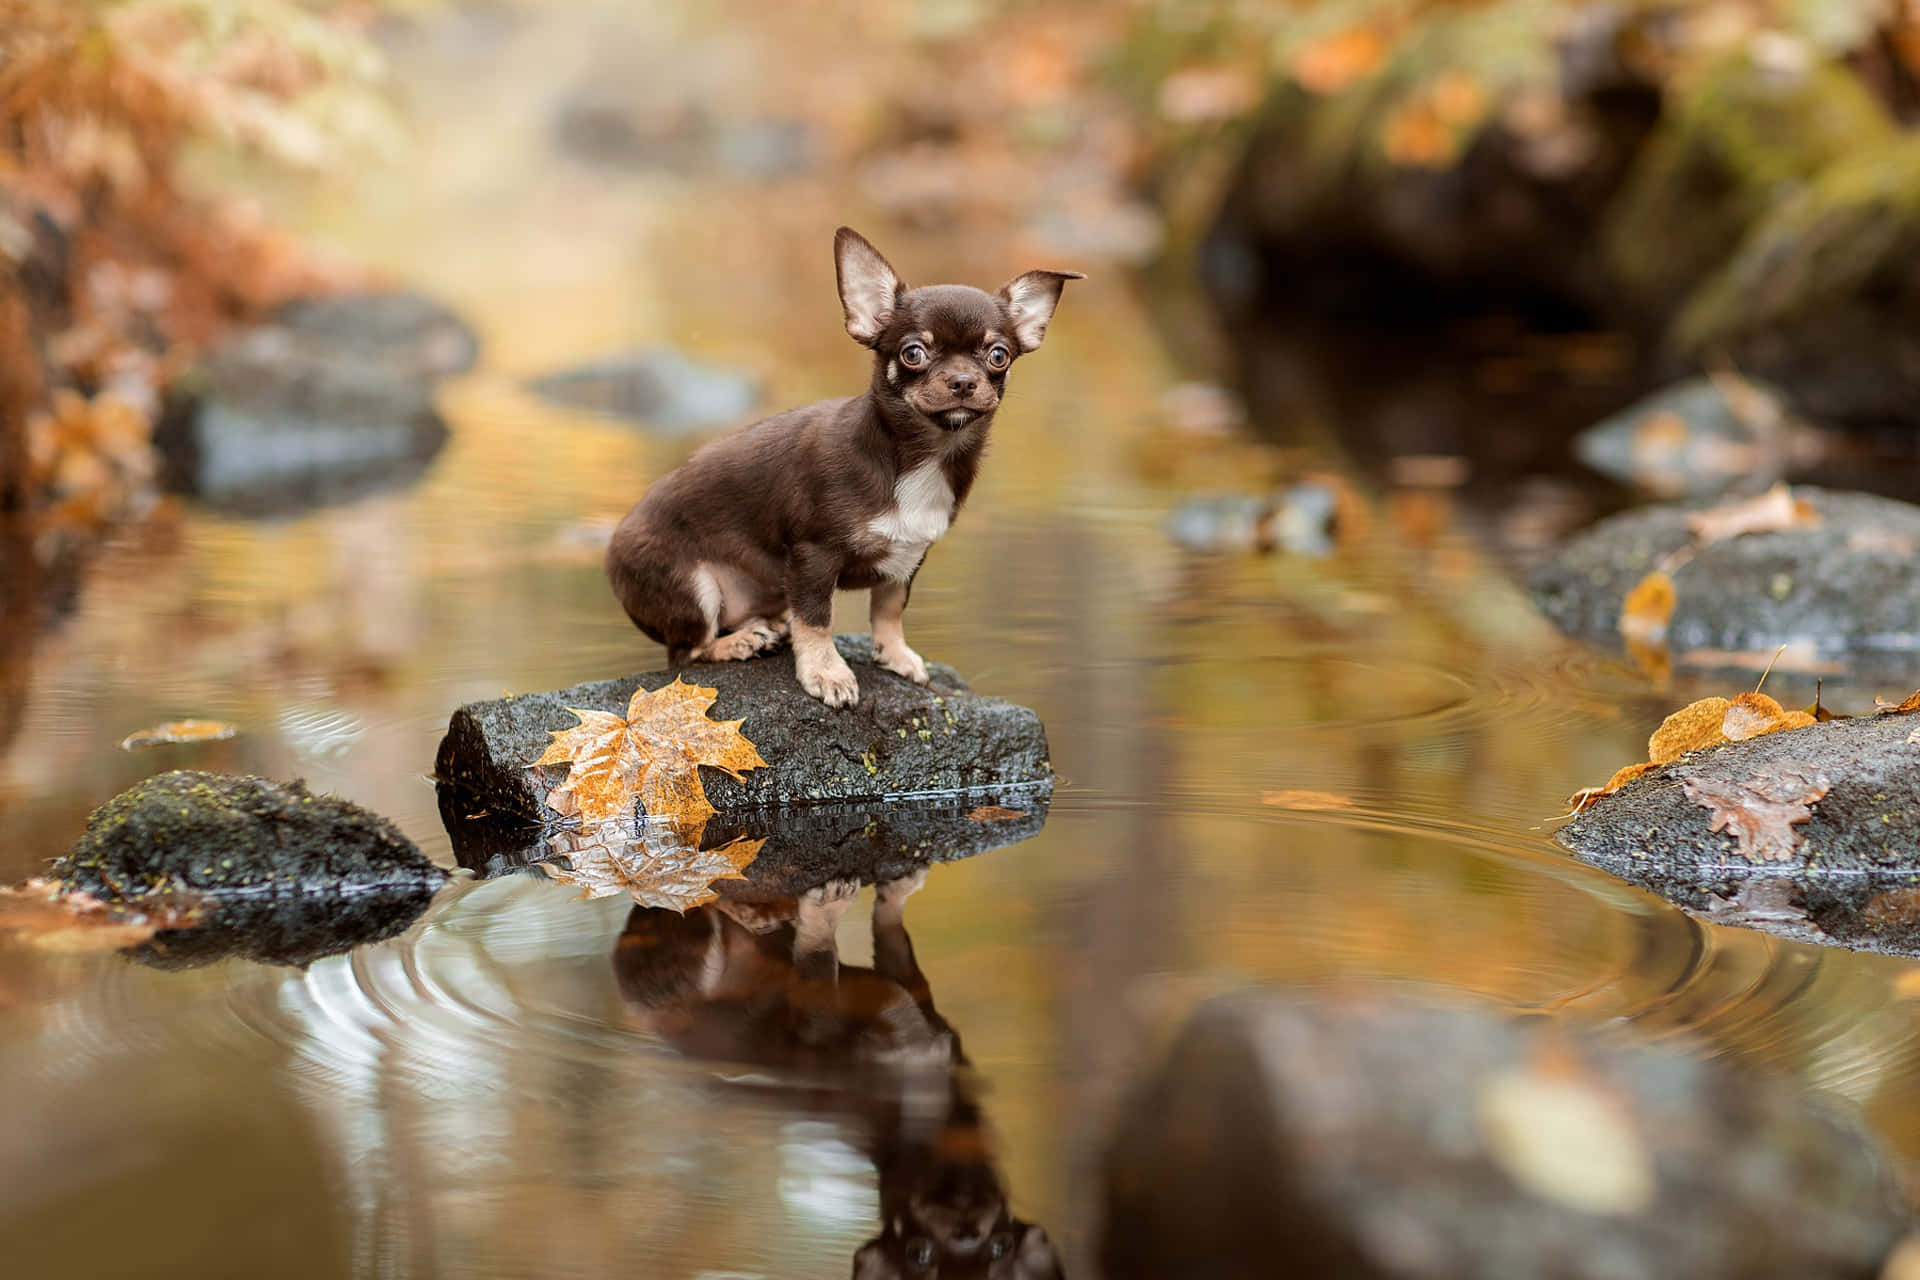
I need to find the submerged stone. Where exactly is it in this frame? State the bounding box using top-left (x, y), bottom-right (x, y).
top-left (528, 346), bottom-right (759, 434)
top-left (155, 290), bottom-right (474, 517)
top-left (434, 634), bottom-right (1053, 827)
top-left (1102, 992), bottom-right (1907, 1280)
top-left (1555, 711), bottom-right (1920, 958)
top-left (1529, 486), bottom-right (1920, 680)
top-left (54, 770), bottom-right (446, 967)
top-left (1572, 376), bottom-right (1814, 499)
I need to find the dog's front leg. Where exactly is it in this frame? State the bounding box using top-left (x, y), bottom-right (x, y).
top-left (788, 543), bottom-right (859, 707)
top-left (870, 577), bottom-right (929, 686)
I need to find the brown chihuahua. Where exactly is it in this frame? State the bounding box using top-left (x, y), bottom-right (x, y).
top-left (605, 228), bottom-right (1081, 706)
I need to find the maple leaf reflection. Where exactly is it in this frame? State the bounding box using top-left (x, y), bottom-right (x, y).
top-left (537, 818), bottom-right (765, 913)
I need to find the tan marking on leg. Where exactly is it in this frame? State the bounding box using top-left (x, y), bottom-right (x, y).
top-left (689, 616), bottom-right (786, 663)
top-left (870, 581), bottom-right (929, 685)
top-left (793, 614), bottom-right (858, 707)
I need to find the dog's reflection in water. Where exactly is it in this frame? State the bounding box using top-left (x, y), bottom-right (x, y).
top-left (614, 870), bottom-right (1064, 1279)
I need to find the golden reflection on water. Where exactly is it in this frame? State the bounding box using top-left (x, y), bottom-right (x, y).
top-left (4, 3), bottom-right (1920, 1276)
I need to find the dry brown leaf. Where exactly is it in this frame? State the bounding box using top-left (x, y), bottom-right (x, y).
top-left (966, 805), bottom-right (1030, 823)
top-left (1874, 689), bottom-right (1920, 715)
top-left (0, 879), bottom-right (199, 952)
top-left (1720, 692), bottom-right (1815, 742)
top-left (1682, 764), bottom-right (1830, 862)
top-left (1566, 761), bottom-right (1658, 813)
top-left (1685, 483), bottom-right (1817, 543)
top-left (1261, 790), bottom-right (1357, 811)
top-left (1648, 697), bottom-right (1730, 763)
top-left (535, 678), bottom-right (767, 825)
top-left (1619, 570), bottom-right (1675, 648)
top-left (538, 822), bottom-right (764, 912)
top-left (120, 718), bottom-right (237, 750)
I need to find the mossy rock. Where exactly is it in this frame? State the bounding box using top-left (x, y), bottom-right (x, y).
top-left (1555, 711), bottom-right (1920, 959)
top-left (1603, 48), bottom-right (1891, 317)
top-left (54, 770), bottom-right (446, 967)
top-left (434, 634), bottom-right (1053, 827)
top-left (1529, 486), bottom-right (1920, 680)
top-left (1674, 135), bottom-right (1920, 426)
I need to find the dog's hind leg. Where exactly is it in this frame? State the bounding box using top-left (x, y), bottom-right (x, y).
top-left (605, 541), bottom-right (716, 664)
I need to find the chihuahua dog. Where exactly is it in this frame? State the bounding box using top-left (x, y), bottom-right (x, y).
top-left (605, 228), bottom-right (1080, 707)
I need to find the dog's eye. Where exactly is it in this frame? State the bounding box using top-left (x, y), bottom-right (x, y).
top-left (985, 343), bottom-right (1011, 371)
top-left (989, 1233), bottom-right (1015, 1260)
top-left (905, 1238), bottom-right (936, 1269)
top-left (899, 342), bottom-right (929, 369)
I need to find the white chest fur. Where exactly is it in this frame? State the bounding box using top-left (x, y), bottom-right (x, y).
top-left (865, 460), bottom-right (954, 581)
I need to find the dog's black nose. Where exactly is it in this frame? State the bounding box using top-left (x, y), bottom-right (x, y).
top-left (947, 372), bottom-right (978, 398)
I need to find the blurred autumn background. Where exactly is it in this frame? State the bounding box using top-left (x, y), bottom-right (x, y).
top-left (10, 1), bottom-right (1920, 1275)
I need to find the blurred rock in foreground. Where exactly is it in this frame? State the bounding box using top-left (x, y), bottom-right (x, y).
top-left (1102, 993), bottom-right (1906, 1280)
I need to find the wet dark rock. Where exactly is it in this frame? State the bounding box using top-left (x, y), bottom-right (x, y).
top-left (1555, 711), bottom-right (1920, 958)
top-left (1675, 137), bottom-right (1920, 428)
top-left (1102, 992), bottom-right (1907, 1280)
top-left (1573, 377), bottom-right (1818, 498)
top-left (54, 770), bottom-right (446, 967)
top-left (528, 346), bottom-right (759, 433)
top-left (434, 634), bottom-right (1053, 826)
top-left (273, 292), bottom-right (480, 380)
top-left (155, 290), bottom-right (475, 516)
top-left (554, 97), bottom-right (817, 178)
top-left (443, 788), bottom-right (1050, 900)
top-left (1529, 487), bottom-right (1920, 676)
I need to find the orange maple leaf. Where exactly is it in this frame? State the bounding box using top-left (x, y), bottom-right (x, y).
top-left (534, 678), bottom-right (767, 824)
top-left (539, 820), bottom-right (764, 912)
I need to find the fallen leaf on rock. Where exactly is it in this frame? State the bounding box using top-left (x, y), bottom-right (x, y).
top-left (539, 820), bottom-right (764, 912)
top-left (535, 678), bottom-right (766, 825)
top-left (1567, 762), bottom-right (1659, 814)
top-left (1720, 692), bottom-right (1816, 742)
top-left (1874, 689), bottom-right (1920, 715)
top-left (1477, 1057), bottom-right (1654, 1216)
top-left (0, 879), bottom-right (200, 952)
top-left (1685, 483), bottom-right (1817, 543)
top-left (1682, 764), bottom-right (1830, 862)
top-left (1863, 888), bottom-right (1920, 931)
top-left (1649, 697), bottom-right (1730, 763)
top-left (966, 805), bottom-right (1029, 823)
top-left (1619, 570), bottom-right (1675, 645)
top-left (120, 719), bottom-right (238, 750)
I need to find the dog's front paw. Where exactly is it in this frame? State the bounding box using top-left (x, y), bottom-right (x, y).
top-left (877, 641), bottom-right (930, 686)
top-left (875, 868), bottom-right (927, 909)
top-left (798, 652), bottom-right (860, 707)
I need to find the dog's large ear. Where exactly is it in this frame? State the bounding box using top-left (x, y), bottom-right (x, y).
top-left (996, 269), bottom-right (1084, 353)
top-left (835, 227), bottom-right (904, 347)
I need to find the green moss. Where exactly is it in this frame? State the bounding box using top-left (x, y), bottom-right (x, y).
top-left (1676, 134), bottom-right (1920, 350)
top-left (1605, 51), bottom-right (1891, 309)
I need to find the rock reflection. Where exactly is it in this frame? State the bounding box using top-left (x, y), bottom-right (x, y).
top-left (613, 869), bottom-right (1064, 1279)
